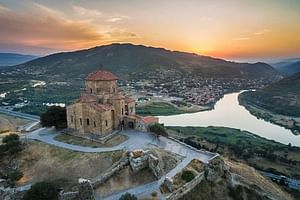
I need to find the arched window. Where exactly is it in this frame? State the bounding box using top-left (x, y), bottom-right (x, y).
top-left (105, 120), bottom-right (108, 126)
top-left (86, 118), bottom-right (90, 126)
top-left (90, 88), bottom-right (93, 93)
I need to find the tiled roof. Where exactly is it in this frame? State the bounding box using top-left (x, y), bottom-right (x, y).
top-left (76, 95), bottom-right (98, 103)
top-left (86, 70), bottom-right (118, 81)
top-left (125, 96), bottom-right (135, 103)
top-left (142, 116), bottom-right (159, 124)
top-left (111, 94), bottom-right (125, 100)
top-left (91, 103), bottom-right (112, 112)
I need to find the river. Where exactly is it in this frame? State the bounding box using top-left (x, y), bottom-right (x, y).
top-left (158, 92), bottom-right (300, 147)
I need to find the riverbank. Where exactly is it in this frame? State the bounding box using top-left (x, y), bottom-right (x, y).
top-left (238, 92), bottom-right (300, 135)
top-left (136, 101), bottom-right (211, 116)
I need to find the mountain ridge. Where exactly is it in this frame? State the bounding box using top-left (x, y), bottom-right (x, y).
top-left (0, 53), bottom-right (37, 67)
top-left (4, 43), bottom-right (280, 81)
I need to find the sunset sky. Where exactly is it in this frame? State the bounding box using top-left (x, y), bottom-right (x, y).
top-left (0, 0), bottom-right (300, 62)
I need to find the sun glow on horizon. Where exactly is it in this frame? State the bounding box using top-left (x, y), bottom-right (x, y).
top-left (0, 0), bottom-right (300, 61)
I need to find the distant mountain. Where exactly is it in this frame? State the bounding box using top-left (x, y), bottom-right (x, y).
top-left (4, 43), bottom-right (280, 81)
top-left (271, 57), bottom-right (300, 75)
top-left (240, 72), bottom-right (300, 116)
top-left (0, 53), bottom-right (37, 67)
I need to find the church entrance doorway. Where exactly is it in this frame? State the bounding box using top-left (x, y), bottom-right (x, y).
top-left (128, 122), bottom-right (134, 129)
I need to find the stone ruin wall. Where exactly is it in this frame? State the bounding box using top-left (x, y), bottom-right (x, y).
top-left (129, 150), bottom-right (162, 179)
top-left (165, 172), bottom-right (205, 200)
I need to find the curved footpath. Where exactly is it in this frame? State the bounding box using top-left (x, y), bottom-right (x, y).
top-left (26, 128), bottom-right (218, 200)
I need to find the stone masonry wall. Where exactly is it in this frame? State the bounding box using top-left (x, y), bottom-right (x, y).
top-left (92, 155), bottom-right (129, 188)
top-left (166, 172), bottom-right (205, 200)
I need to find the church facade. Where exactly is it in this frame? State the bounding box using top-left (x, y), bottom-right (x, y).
top-left (66, 70), bottom-right (157, 138)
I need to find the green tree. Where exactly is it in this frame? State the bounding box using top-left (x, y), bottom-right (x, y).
top-left (23, 182), bottom-right (58, 200)
top-left (149, 123), bottom-right (168, 137)
top-left (1, 134), bottom-right (22, 155)
top-left (119, 193), bottom-right (138, 200)
top-left (181, 170), bottom-right (195, 182)
top-left (41, 106), bottom-right (67, 129)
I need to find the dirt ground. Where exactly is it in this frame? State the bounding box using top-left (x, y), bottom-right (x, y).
top-left (0, 114), bottom-right (30, 134)
top-left (14, 141), bottom-right (123, 190)
top-left (95, 166), bottom-right (156, 197)
top-left (54, 133), bottom-right (128, 147)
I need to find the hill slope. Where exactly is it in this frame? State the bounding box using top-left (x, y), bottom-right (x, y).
top-left (276, 61), bottom-right (300, 75)
top-left (0, 53), bottom-right (37, 67)
top-left (239, 72), bottom-right (300, 116)
top-left (3, 43), bottom-right (280, 80)
top-left (271, 58), bottom-right (300, 75)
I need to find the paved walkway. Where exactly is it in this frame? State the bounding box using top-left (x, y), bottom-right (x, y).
top-left (0, 107), bottom-right (40, 121)
top-left (26, 128), bottom-right (218, 199)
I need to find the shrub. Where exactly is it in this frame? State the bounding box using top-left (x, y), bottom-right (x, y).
top-left (119, 192), bottom-right (138, 200)
top-left (181, 170), bottom-right (195, 182)
top-left (149, 123), bottom-right (168, 137)
top-left (41, 106), bottom-right (67, 129)
top-left (23, 182), bottom-right (58, 200)
top-left (8, 170), bottom-right (23, 182)
top-left (1, 134), bottom-right (22, 155)
top-left (2, 134), bottom-right (19, 144)
top-left (7, 170), bottom-right (23, 186)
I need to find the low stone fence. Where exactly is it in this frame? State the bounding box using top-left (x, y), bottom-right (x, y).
top-left (165, 172), bottom-right (205, 200)
top-left (92, 155), bottom-right (129, 188)
top-left (58, 191), bottom-right (79, 200)
top-left (168, 136), bottom-right (219, 162)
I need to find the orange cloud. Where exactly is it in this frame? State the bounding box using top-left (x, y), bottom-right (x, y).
top-left (0, 4), bottom-right (136, 52)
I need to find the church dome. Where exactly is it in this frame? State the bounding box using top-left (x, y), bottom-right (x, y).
top-left (86, 70), bottom-right (118, 81)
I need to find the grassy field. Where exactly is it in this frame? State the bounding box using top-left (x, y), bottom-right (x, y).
top-left (136, 102), bottom-right (189, 116)
top-left (14, 141), bottom-right (123, 189)
top-left (54, 133), bottom-right (128, 148)
top-left (167, 126), bottom-right (285, 149)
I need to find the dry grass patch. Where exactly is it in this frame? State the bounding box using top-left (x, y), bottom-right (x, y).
top-left (17, 141), bottom-right (123, 190)
top-left (225, 158), bottom-right (293, 200)
top-left (0, 114), bottom-right (30, 134)
top-left (54, 133), bottom-right (128, 148)
top-left (95, 166), bottom-right (156, 198)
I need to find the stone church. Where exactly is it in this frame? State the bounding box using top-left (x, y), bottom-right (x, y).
top-left (66, 70), bottom-right (158, 138)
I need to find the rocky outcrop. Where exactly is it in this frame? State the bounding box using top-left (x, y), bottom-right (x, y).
top-left (0, 187), bottom-right (27, 200)
top-left (205, 157), bottom-right (229, 182)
